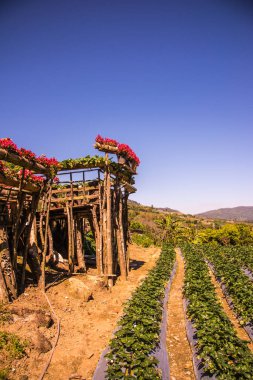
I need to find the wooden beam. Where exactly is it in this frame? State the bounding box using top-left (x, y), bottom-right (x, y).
top-left (52, 185), bottom-right (99, 194)
top-left (0, 173), bottom-right (40, 193)
top-left (0, 148), bottom-right (49, 174)
top-left (51, 193), bottom-right (99, 203)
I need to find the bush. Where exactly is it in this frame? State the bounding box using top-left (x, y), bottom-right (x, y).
top-left (131, 233), bottom-right (154, 248)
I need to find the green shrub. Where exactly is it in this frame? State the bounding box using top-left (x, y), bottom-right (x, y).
top-left (131, 233), bottom-right (154, 248)
top-left (0, 331), bottom-right (27, 359)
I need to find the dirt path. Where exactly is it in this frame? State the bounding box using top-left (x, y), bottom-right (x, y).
top-left (209, 269), bottom-right (253, 352)
top-left (167, 248), bottom-right (195, 380)
top-left (1, 244), bottom-right (160, 380)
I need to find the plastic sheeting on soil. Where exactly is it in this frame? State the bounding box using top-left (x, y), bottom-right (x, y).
top-left (242, 267), bottom-right (253, 281)
top-left (208, 261), bottom-right (253, 341)
top-left (92, 262), bottom-right (177, 380)
top-left (153, 262), bottom-right (177, 380)
top-left (183, 299), bottom-right (216, 380)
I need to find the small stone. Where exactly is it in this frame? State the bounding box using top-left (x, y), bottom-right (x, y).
top-left (69, 374), bottom-right (85, 380)
top-left (68, 278), bottom-right (93, 302)
top-left (30, 331), bottom-right (52, 353)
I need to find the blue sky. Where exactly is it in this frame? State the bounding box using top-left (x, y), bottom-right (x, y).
top-left (1, 0), bottom-right (253, 214)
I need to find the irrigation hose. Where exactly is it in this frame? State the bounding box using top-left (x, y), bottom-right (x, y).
top-left (38, 291), bottom-right (61, 380)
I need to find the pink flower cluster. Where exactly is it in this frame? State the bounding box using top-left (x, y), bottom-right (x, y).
top-left (0, 138), bottom-right (19, 154)
top-left (95, 135), bottom-right (140, 166)
top-left (95, 135), bottom-right (118, 147)
top-left (18, 169), bottom-right (45, 185)
top-left (37, 155), bottom-right (59, 168)
top-left (19, 148), bottom-right (36, 160)
top-left (118, 144), bottom-right (140, 165)
top-left (0, 138), bottom-right (59, 170)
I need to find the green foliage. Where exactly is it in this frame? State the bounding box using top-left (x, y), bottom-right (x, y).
top-left (0, 369), bottom-right (8, 380)
top-left (105, 245), bottom-right (175, 379)
top-left (130, 221), bottom-right (145, 232)
top-left (204, 245), bottom-right (253, 325)
top-left (183, 244), bottom-right (253, 379)
top-left (0, 331), bottom-right (27, 359)
top-left (61, 155), bottom-right (108, 169)
top-left (131, 233), bottom-right (154, 248)
top-left (84, 231), bottom-right (96, 255)
top-left (0, 305), bottom-right (12, 325)
top-left (128, 201), bottom-right (253, 248)
top-left (193, 224), bottom-right (253, 246)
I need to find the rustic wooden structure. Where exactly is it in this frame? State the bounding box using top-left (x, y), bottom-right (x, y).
top-left (42, 153), bottom-right (136, 289)
top-left (0, 148), bottom-right (53, 302)
top-left (0, 139), bottom-right (138, 302)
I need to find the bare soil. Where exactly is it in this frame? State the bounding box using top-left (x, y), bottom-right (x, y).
top-left (167, 248), bottom-right (195, 380)
top-left (209, 269), bottom-right (253, 352)
top-left (1, 245), bottom-right (160, 380)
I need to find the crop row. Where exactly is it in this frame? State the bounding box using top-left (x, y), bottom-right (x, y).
top-left (220, 245), bottom-right (253, 273)
top-left (105, 245), bottom-right (175, 380)
top-left (183, 244), bottom-right (253, 379)
top-left (204, 245), bottom-right (253, 326)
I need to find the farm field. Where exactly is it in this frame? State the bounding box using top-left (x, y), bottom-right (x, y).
top-left (1, 243), bottom-right (253, 379)
top-left (1, 1), bottom-right (253, 379)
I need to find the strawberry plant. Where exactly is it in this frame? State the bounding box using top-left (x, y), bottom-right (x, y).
top-left (204, 245), bottom-right (253, 326)
top-left (183, 244), bottom-right (253, 379)
top-left (105, 245), bottom-right (175, 379)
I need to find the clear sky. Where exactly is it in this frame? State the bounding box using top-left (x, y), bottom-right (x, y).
top-left (1, 0), bottom-right (253, 214)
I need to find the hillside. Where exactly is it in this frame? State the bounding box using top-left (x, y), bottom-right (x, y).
top-left (197, 206), bottom-right (253, 222)
top-left (128, 199), bottom-right (180, 214)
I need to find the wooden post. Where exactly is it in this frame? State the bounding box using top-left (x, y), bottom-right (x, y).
top-left (102, 173), bottom-right (107, 276)
top-left (47, 223), bottom-right (54, 262)
top-left (39, 184), bottom-right (52, 292)
top-left (0, 226), bottom-right (17, 302)
top-left (75, 217), bottom-right (86, 272)
top-left (12, 168), bottom-right (25, 270)
top-left (91, 205), bottom-right (102, 275)
top-left (122, 190), bottom-right (130, 273)
top-left (105, 155), bottom-right (113, 289)
top-left (98, 181), bottom-right (104, 274)
top-left (118, 189), bottom-right (127, 279)
top-left (27, 219), bottom-right (41, 284)
top-left (66, 202), bottom-right (74, 273)
top-left (21, 191), bottom-right (41, 292)
top-left (13, 195), bottom-right (26, 271)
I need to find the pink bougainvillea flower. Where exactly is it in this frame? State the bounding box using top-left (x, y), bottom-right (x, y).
top-left (19, 148), bottom-right (36, 160)
top-left (95, 135), bottom-right (118, 147)
top-left (0, 138), bottom-right (19, 154)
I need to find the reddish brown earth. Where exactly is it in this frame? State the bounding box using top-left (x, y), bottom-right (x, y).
top-left (209, 269), bottom-right (253, 352)
top-left (1, 244), bottom-right (160, 380)
top-left (167, 249), bottom-right (195, 380)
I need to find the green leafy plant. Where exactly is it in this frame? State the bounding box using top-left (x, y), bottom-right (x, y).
top-left (204, 245), bottom-right (253, 325)
top-left (131, 233), bottom-right (154, 248)
top-left (0, 331), bottom-right (27, 359)
top-left (183, 244), bottom-right (253, 379)
top-left (105, 245), bottom-right (175, 379)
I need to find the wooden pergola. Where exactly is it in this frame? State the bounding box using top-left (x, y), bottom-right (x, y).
top-left (40, 153), bottom-right (136, 289)
top-left (0, 147), bottom-right (52, 302)
top-left (0, 139), bottom-right (138, 302)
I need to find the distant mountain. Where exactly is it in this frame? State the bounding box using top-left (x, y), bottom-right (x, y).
top-left (196, 206), bottom-right (253, 222)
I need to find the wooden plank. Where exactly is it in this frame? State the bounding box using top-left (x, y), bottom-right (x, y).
top-left (51, 193), bottom-right (99, 203)
top-left (0, 148), bottom-right (49, 174)
top-left (52, 185), bottom-right (99, 194)
top-left (0, 173), bottom-right (40, 193)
